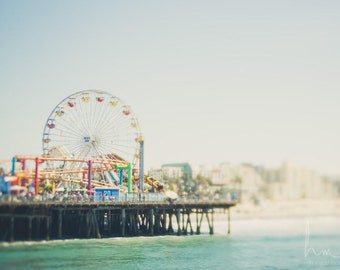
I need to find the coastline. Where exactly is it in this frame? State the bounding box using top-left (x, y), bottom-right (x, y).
top-left (229, 198), bottom-right (340, 220)
top-left (212, 198), bottom-right (340, 236)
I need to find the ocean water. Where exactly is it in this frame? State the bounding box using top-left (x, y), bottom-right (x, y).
top-left (1, 217), bottom-right (340, 270)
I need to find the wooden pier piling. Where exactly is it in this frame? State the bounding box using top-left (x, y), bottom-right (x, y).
top-left (228, 207), bottom-right (231, 234)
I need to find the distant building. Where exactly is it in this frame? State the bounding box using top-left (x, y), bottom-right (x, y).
top-left (261, 161), bottom-right (335, 200)
top-left (192, 162), bottom-right (264, 202)
top-left (147, 163), bottom-right (194, 194)
top-left (147, 160), bottom-right (339, 201)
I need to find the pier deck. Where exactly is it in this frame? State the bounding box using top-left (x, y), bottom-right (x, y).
top-left (0, 200), bottom-right (236, 242)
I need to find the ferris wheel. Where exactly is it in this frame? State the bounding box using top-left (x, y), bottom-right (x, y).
top-left (42, 90), bottom-right (142, 171)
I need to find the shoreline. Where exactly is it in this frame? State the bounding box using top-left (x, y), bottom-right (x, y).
top-left (228, 198), bottom-right (340, 221)
top-left (212, 198), bottom-right (340, 236)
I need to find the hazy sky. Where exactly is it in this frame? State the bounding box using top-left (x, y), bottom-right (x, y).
top-left (0, 0), bottom-right (339, 175)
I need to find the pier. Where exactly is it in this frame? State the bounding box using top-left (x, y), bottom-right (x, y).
top-left (0, 200), bottom-right (236, 242)
top-left (0, 91), bottom-right (239, 242)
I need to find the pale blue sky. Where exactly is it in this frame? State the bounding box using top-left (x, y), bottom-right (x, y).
top-left (0, 0), bottom-right (339, 175)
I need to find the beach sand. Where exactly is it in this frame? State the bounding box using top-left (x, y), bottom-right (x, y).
top-left (211, 198), bottom-right (340, 236)
top-left (230, 198), bottom-right (340, 220)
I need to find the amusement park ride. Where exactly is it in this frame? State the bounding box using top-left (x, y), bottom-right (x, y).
top-left (0, 90), bottom-right (177, 201)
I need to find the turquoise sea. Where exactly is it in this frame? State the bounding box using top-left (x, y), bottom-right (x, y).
top-left (1, 217), bottom-right (340, 270)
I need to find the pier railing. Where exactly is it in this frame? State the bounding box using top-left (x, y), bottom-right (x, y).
top-left (0, 193), bottom-right (238, 205)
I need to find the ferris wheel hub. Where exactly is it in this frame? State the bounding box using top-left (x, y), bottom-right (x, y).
top-left (84, 136), bottom-right (91, 143)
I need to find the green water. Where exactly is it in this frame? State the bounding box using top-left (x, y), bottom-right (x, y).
top-left (1, 218), bottom-right (340, 269)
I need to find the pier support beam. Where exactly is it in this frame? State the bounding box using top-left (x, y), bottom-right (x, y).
top-left (10, 216), bottom-right (14, 242)
top-left (196, 209), bottom-right (199, 234)
top-left (168, 212), bottom-right (174, 233)
top-left (204, 209), bottom-right (214, 235)
top-left (121, 208), bottom-right (126, 237)
top-left (162, 210), bottom-right (167, 233)
top-left (185, 211), bottom-right (193, 235)
top-left (92, 209), bottom-right (101, 239)
top-left (86, 211), bottom-right (91, 238)
top-left (211, 209), bottom-right (214, 235)
top-left (46, 216), bottom-right (50, 241)
top-left (197, 211), bottom-right (204, 235)
top-left (176, 209), bottom-right (181, 235)
top-left (28, 217), bottom-right (32, 241)
top-left (228, 207), bottom-right (231, 235)
top-left (58, 210), bottom-right (63, 238)
top-left (149, 208), bottom-right (154, 236)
